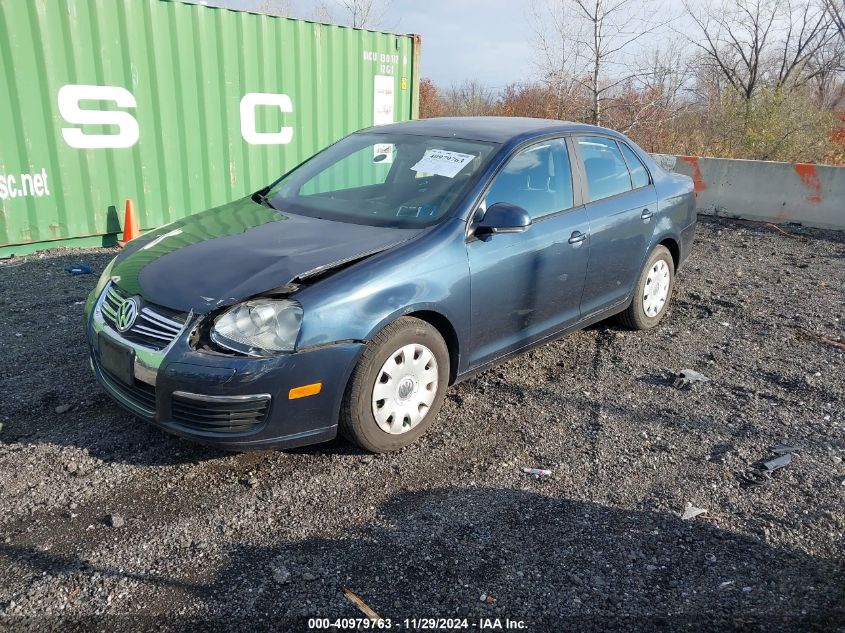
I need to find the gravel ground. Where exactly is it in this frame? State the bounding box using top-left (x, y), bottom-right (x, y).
top-left (0, 217), bottom-right (844, 632)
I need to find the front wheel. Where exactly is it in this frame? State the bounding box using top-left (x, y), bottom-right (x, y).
top-left (340, 317), bottom-right (449, 453)
top-left (617, 245), bottom-right (675, 330)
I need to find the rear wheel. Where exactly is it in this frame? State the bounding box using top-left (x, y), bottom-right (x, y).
top-left (340, 317), bottom-right (449, 453)
top-left (617, 245), bottom-right (674, 330)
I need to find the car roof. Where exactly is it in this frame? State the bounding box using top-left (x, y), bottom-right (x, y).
top-left (363, 116), bottom-right (620, 143)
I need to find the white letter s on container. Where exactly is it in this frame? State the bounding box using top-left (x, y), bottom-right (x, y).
top-left (240, 93), bottom-right (293, 145)
top-left (58, 85), bottom-right (140, 149)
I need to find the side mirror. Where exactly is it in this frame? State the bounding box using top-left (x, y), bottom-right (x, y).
top-left (475, 202), bottom-right (532, 237)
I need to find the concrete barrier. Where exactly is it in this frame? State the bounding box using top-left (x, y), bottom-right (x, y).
top-left (652, 154), bottom-right (845, 231)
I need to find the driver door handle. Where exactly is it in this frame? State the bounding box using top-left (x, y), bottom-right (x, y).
top-left (641, 208), bottom-right (654, 220)
top-left (568, 230), bottom-right (587, 245)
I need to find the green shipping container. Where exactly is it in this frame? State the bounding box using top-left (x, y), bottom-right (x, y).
top-left (0, 0), bottom-right (420, 256)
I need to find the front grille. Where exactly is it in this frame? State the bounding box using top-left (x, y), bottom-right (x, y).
top-left (101, 283), bottom-right (187, 350)
top-left (96, 361), bottom-right (157, 420)
top-left (171, 392), bottom-right (270, 434)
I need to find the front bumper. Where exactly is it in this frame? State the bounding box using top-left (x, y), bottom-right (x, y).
top-left (86, 289), bottom-right (363, 450)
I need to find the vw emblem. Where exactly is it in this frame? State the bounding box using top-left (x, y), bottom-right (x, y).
top-left (397, 377), bottom-right (415, 400)
top-left (115, 297), bottom-right (139, 332)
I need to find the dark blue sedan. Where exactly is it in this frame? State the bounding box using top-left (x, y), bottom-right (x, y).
top-left (85, 117), bottom-right (696, 452)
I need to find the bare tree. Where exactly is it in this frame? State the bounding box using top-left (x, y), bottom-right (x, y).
top-left (441, 81), bottom-right (496, 117)
top-left (315, 0), bottom-right (391, 28)
top-left (684, 0), bottom-right (842, 100)
top-left (825, 0), bottom-right (845, 38)
top-left (528, 0), bottom-right (584, 119)
top-left (575, 0), bottom-right (672, 125)
top-left (611, 39), bottom-right (694, 137)
top-left (255, 0), bottom-right (291, 16)
top-left (341, 0), bottom-right (386, 28)
top-left (530, 0), bottom-right (675, 125)
top-left (314, 1), bottom-right (334, 23)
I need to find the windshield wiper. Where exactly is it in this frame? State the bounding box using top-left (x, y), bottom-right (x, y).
top-left (252, 189), bottom-right (276, 210)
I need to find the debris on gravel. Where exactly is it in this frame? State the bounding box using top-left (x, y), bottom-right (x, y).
top-left (521, 467), bottom-right (552, 477)
top-left (0, 217), bottom-right (843, 631)
top-left (270, 562), bottom-right (291, 585)
top-left (681, 503), bottom-right (708, 520)
top-left (340, 586), bottom-right (381, 620)
top-left (672, 368), bottom-right (709, 389)
top-left (762, 452), bottom-right (794, 471)
top-left (107, 514), bottom-right (125, 529)
top-left (63, 263), bottom-right (93, 276)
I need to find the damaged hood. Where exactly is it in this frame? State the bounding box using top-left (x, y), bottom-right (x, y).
top-left (111, 197), bottom-right (422, 313)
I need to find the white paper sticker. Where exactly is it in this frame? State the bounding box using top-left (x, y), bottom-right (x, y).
top-left (411, 149), bottom-right (476, 178)
top-left (373, 142), bottom-right (394, 164)
top-left (373, 75), bottom-right (395, 126)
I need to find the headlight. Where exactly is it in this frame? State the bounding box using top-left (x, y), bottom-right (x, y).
top-left (211, 299), bottom-right (303, 356)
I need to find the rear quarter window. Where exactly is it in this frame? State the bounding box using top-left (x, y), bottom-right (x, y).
top-left (619, 142), bottom-right (650, 189)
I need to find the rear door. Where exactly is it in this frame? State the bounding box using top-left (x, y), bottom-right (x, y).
top-left (574, 136), bottom-right (657, 318)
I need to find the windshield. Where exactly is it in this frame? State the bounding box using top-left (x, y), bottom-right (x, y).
top-left (266, 133), bottom-right (498, 228)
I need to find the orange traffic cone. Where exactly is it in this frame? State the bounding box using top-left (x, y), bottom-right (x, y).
top-left (117, 198), bottom-right (141, 247)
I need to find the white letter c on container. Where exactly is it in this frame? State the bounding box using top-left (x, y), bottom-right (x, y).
top-left (240, 93), bottom-right (293, 145)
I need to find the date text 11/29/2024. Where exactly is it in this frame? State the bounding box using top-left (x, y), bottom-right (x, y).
top-left (307, 617), bottom-right (529, 630)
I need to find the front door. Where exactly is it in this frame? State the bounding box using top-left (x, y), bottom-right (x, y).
top-left (466, 138), bottom-right (589, 367)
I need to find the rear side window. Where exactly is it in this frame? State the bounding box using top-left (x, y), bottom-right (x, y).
top-left (619, 142), bottom-right (650, 189)
top-left (576, 136), bottom-right (632, 202)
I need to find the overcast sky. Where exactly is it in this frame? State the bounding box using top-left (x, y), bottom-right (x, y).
top-left (384, 0), bottom-right (534, 88)
top-left (185, 0), bottom-right (539, 87)
top-left (183, 0), bottom-right (692, 90)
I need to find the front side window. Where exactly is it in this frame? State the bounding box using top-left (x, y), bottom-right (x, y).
top-left (268, 133), bottom-right (497, 228)
top-left (619, 142), bottom-right (650, 189)
top-left (484, 139), bottom-right (574, 220)
top-left (576, 136), bottom-right (633, 202)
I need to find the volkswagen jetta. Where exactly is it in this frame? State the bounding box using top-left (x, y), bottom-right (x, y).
top-left (85, 117), bottom-right (696, 452)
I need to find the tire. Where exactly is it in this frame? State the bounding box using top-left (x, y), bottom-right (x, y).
top-left (617, 245), bottom-right (675, 330)
top-left (340, 317), bottom-right (450, 453)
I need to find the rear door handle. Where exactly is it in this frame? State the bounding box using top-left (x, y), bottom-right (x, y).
top-left (641, 208), bottom-right (654, 220)
top-left (568, 230), bottom-right (587, 245)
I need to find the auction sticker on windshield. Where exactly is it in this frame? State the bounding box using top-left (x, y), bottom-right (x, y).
top-left (411, 149), bottom-right (475, 178)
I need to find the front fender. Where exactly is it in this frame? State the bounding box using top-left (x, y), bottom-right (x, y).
top-left (294, 219), bottom-right (471, 354)
top-left (361, 302), bottom-right (460, 342)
